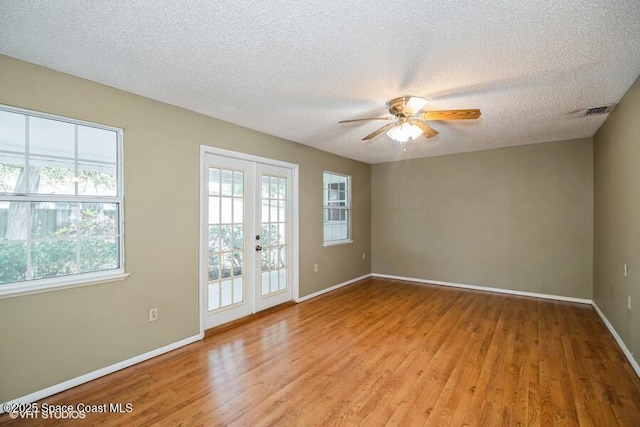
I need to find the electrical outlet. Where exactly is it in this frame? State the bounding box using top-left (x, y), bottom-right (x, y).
top-left (362, 252), bottom-right (366, 260)
top-left (624, 263), bottom-right (628, 277)
top-left (149, 307), bottom-right (158, 322)
top-left (314, 264), bottom-right (318, 272)
top-left (628, 296), bottom-right (632, 310)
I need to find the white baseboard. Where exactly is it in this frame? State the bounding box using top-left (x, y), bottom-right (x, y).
top-left (371, 273), bottom-right (593, 304)
top-left (592, 302), bottom-right (640, 378)
top-left (1, 333), bottom-right (203, 412)
top-left (295, 274), bottom-right (371, 303)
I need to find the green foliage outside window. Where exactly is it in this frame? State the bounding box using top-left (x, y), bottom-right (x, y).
top-left (0, 207), bottom-right (118, 285)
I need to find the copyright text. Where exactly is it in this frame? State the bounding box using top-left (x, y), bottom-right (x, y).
top-left (2, 402), bottom-right (133, 420)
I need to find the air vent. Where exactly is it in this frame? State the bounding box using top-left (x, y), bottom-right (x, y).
top-left (584, 104), bottom-right (616, 116)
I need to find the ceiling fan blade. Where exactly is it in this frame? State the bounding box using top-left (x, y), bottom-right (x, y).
top-left (362, 123), bottom-right (398, 140)
top-left (419, 109), bottom-right (481, 120)
top-left (413, 121), bottom-right (439, 138)
top-left (339, 117), bottom-right (395, 124)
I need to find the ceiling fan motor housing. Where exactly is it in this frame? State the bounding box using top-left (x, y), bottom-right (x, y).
top-left (387, 96), bottom-right (427, 116)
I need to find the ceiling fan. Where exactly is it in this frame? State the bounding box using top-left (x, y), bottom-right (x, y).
top-left (339, 96), bottom-right (481, 148)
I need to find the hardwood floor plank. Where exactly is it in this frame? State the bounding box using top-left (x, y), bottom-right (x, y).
top-left (459, 294), bottom-right (506, 425)
top-left (501, 298), bottom-right (531, 425)
top-left (2, 278), bottom-right (639, 426)
top-left (538, 300), bottom-right (579, 425)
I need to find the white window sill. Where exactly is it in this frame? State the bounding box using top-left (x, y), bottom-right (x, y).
top-left (0, 272), bottom-right (130, 299)
top-left (323, 239), bottom-right (353, 247)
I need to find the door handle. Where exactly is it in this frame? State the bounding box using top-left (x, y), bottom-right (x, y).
top-left (256, 245), bottom-right (262, 251)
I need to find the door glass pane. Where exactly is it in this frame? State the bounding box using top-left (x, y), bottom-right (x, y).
top-left (208, 198), bottom-right (220, 224)
top-left (208, 225), bottom-right (220, 252)
top-left (221, 198), bottom-right (232, 223)
top-left (278, 245), bottom-right (287, 269)
top-left (233, 278), bottom-right (243, 303)
top-left (208, 167), bottom-right (245, 312)
top-left (270, 270), bottom-right (278, 293)
top-left (260, 173), bottom-right (288, 297)
top-left (233, 225), bottom-right (243, 250)
top-left (208, 254), bottom-right (220, 280)
top-left (221, 170), bottom-right (232, 196)
top-left (261, 271), bottom-right (269, 295)
top-left (233, 198), bottom-right (243, 223)
top-left (233, 171), bottom-right (243, 196)
top-left (220, 225), bottom-right (232, 252)
top-left (221, 279), bottom-right (232, 307)
top-left (279, 267), bottom-right (287, 290)
top-left (261, 176), bottom-right (269, 198)
top-left (208, 282), bottom-right (220, 310)
top-left (209, 169), bottom-right (220, 195)
top-left (261, 248), bottom-right (269, 271)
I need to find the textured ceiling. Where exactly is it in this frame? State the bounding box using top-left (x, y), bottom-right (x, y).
top-left (1, 1), bottom-right (639, 164)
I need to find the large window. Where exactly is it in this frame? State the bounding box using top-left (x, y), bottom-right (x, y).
top-left (0, 105), bottom-right (124, 297)
top-left (323, 171), bottom-right (351, 245)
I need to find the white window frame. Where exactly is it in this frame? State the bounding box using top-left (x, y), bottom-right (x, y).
top-left (0, 104), bottom-right (127, 298)
top-left (322, 171), bottom-right (352, 246)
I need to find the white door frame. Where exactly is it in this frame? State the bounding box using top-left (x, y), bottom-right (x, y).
top-left (199, 145), bottom-right (299, 334)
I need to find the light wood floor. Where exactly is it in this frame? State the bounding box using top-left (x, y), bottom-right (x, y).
top-left (3, 278), bottom-right (640, 426)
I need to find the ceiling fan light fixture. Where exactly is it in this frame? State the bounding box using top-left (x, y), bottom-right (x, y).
top-left (386, 122), bottom-right (423, 143)
top-left (339, 95), bottom-right (479, 146)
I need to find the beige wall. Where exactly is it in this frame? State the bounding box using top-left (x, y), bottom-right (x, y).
top-left (0, 55), bottom-right (371, 402)
top-left (372, 138), bottom-right (594, 298)
top-left (593, 76), bottom-right (640, 359)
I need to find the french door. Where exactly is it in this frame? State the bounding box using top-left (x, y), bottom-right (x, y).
top-left (201, 149), bottom-right (297, 329)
